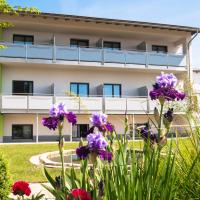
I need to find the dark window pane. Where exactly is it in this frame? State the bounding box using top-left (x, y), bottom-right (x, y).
top-left (70, 39), bottom-right (89, 47)
top-left (72, 124), bottom-right (89, 138)
top-left (12, 81), bottom-right (33, 95)
top-left (79, 84), bottom-right (88, 97)
top-left (12, 125), bottom-right (33, 139)
top-left (104, 41), bottom-right (121, 50)
top-left (13, 34), bottom-right (34, 45)
top-left (104, 85), bottom-right (113, 97)
top-left (152, 45), bottom-right (168, 53)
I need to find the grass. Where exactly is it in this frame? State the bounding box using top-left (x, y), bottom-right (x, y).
top-left (0, 142), bottom-right (78, 182)
top-left (0, 138), bottom-right (192, 183)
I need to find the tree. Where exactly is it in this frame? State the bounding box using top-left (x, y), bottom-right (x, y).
top-left (0, 0), bottom-right (39, 48)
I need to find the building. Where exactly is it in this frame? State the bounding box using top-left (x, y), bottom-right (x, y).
top-left (0, 12), bottom-right (198, 142)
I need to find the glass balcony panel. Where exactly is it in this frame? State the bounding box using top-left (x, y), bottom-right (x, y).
top-left (56, 46), bottom-right (78, 61)
top-left (27, 45), bottom-right (53, 59)
top-left (28, 96), bottom-right (53, 110)
top-left (2, 95), bottom-right (27, 109)
top-left (126, 51), bottom-right (146, 65)
top-left (80, 48), bottom-right (102, 62)
top-left (167, 54), bottom-right (186, 67)
top-left (0, 43), bottom-right (186, 67)
top-left (104, 49), bottom-right (125, 63)
top-left (148, 53), bottom-right (168, 66)
top-left (0, 44), bottom-right (26, 58)
top-left (79, 97), bottom-right (102, 112)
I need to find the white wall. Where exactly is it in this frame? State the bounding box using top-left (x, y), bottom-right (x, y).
top-left (3, 65), bottom-right (161, 96)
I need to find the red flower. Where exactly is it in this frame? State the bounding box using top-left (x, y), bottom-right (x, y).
top-left (12, 181), bottom-right (31, 196)
top-left (67, 188), bottom-right (91, 200)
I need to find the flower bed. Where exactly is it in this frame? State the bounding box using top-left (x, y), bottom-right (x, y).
top-left (9, 72), bottom-right (200, 200)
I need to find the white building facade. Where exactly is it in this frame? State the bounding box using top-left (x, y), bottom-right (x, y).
top-left (0, 12), bottom-right (198, 142)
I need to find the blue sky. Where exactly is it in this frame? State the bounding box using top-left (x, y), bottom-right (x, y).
top-left (8, 0), bottom-right (200, 67)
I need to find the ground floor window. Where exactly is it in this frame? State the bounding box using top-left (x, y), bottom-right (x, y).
top-left (12, 80), bottom-right (33, 95)
top-left (12, 124), bottom-right (33, 139)
top-left (72, 124), bottom-right (89, 138)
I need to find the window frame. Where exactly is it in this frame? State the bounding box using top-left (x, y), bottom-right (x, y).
top-left (152, 45), bottom-right (168, 53)
top-left (70, 39), bottom-right (89, 48)
top-left (13, 34), bottom-right (34, 45)
top-left (72, 124), bottom-right (89, 138)
top-left (103, 83), bottom-right (122, 97)
top-left (70, 82), bottom-right (89, 97)
top-left (12, 124), bottom-right (33, 140)
top-left (12, 80), bottom-right (34, 95)
top-left (103, 41), bottom-right (121, 50)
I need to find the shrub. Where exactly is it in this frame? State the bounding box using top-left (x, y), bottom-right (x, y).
top-left (0, 153), bottom-right (11, 200)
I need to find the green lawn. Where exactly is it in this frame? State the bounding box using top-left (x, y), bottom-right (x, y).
top-left (0, 138), bottom-right (192, 183)
top-left (0, 142), bottom-right (79, 182)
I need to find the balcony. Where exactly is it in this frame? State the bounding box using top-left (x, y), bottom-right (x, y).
top-left (0, 43), bottom-right (186, 67)
top-left (0, 95), bottom-right (150, 114)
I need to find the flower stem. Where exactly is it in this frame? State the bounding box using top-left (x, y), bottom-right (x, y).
top-left (58, 121), bottom-right (66, 191)
top-left (158, 102), bottom-right (164, 141)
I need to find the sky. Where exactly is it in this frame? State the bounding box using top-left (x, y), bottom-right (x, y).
top-left (7, 0), bottom-right (200, 67)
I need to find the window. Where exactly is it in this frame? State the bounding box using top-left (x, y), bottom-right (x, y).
top-left (12, 81), bottom-right (33, 95)
top-left (103, 84), bottom-right (121, 97)
top-left (103, 41), bottom-right (121, 50)
top-left (70, 39), bottom-right (89, 48)
top-left (70, 83), bottom-right (89, 97)
top-left (152, 45), bottom-right (168, 53)
top-left (72, 124), bottom-right (89, 138)
top-left (12, 125), bottom-right (33, 139)
top-left (13, 34), bottom-right (34, 45)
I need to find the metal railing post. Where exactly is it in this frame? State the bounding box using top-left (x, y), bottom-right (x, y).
top-left (27, 95), bottom-right (29, 112)
top-left (25, 44), bottom-right (28, 61)
top-left (101, 48), bottom-right (104, 65)
top-left (124, 50), bottom-right (127, 66)
top-left (166, 53), bottom-right (169, 68)
top-left (53, 44), bottom-right (56, 62)
top-left (145, 51), bottom-right (148, 68)
top-left (79, 96), bottom-right (81, 113)
top-left (78, 47), bottom-right (80, 63)
top-left (36, 113), bottom-right (39, 143)
top-left (102, 96), bottom-right (106, 113)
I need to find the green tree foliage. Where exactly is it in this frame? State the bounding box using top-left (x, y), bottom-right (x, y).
top-left (0, 0), bottom-right (39, 48)
top-left (0, 153), bottom-right (11, 200)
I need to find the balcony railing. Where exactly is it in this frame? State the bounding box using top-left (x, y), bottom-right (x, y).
top-left (1, 95), bottom-right (151, 114)
top-left (0, 43), bottom-right (186, 67)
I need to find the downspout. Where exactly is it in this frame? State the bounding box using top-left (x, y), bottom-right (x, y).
top-left (186, 29), bottom-right (199, 109)
top-left (187, 29), bottom-right (199, 82)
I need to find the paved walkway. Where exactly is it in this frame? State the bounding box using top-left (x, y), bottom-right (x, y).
top-left (10, 183), bottom-right (55, 200)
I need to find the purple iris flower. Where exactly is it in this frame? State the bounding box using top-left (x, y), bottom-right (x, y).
top-left (87, 133), bottom-right (108, 151)
top-left (98, 150), bottom-right (113, 162)
top-left (139, 127), bottom-right (158, 143)
top-left (105, 122), bottom-right (114, 132)
top-left (149, 84), bottom-right (185, 101)
top-left (65, 112), bottom-right (77, 125)
top-left (76, 146), bottom-right (90, 159)
top-left (90, 112), bottom-right (107, 127)
top-left (156, 72), bottom-right (177, 88)
top-left (49, 102), bottom-right (67, 119)
top-left (150, 72), bottom-right (185, 102)
top-left (42, 117), bottom-right (59, 130)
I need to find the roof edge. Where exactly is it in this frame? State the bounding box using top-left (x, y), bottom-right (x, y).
top-left (4, 11), bottom-right (200, 34)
